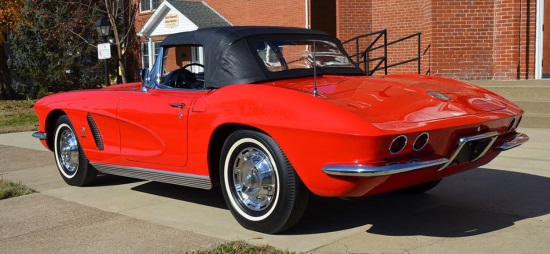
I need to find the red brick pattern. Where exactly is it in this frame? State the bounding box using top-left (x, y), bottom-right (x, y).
top-left (493, 0), bottom-right (536, 80)
top-left (336, 0), bottom-right (372, 41)
top-left (130, 0), bottom-right (537, 81)
top-left (371, 0), bottom-right (427, 75)
top-left (336, 0), bottom-right (536, 80)
top-left (198, 0), bottom-right (305, 27)
top-left (430, 0), bottom-right (495, 80)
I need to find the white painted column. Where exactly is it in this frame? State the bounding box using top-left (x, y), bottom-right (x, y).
top-left (535, 0), bottom-right (544, 79)
top-left (148, 37), bottom-right (154, 69)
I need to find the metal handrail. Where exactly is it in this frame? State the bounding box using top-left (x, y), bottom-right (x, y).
top-left (342, 30), bottom-right (423, 76)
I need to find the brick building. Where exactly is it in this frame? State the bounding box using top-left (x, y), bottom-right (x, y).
top-left (131, 0), bottom-right (549, 81)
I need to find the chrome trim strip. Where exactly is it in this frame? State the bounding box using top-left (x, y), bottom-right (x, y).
top-left (322, 158), bottom-right (449, 177)
top-left (438, 131), bottom-right (499, 171)
top-left (495, 132), bottom-right (529, 151)
top-left (32, 132), bottom-right (47, 140)
top-left (91, 162), bottom-right (212, 190)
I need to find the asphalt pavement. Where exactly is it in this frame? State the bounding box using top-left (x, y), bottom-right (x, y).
top-left (0, 128), bottom-right (549, 253)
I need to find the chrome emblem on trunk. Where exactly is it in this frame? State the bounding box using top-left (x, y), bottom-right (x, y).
top-left (427, 91), bottom-right (451, 101)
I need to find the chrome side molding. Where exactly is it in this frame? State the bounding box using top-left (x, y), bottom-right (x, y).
top-left (32, 132), bottom-right (47, 140)
top-left (91, 163), bottom-right (212, 190)
top-left (322, 158), bottom-right (449, 177)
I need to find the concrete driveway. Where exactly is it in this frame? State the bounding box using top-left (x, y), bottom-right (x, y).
top-left (1, 128), bottom-right (549, 253)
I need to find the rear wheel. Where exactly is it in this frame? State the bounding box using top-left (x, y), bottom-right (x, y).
top-left (54, 115), bottom-right (97, 186)
top-left (220, 130), bottom-right (309, 234)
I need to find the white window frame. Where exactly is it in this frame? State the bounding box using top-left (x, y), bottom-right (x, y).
top-left (139, 0), bottom-right (161, 13)
top-left (141, 40), bottom-right (161, 69)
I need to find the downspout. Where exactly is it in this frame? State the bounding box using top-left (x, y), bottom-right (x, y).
top-left (517, 0), bottom-right (523, 79)
top-left (305, 0), bottom-right (310, 29)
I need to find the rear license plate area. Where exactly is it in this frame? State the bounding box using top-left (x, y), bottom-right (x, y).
top-left (439, 131), bottom-right (499, 171)
top-left (453, 137), bottom-right (494, 164)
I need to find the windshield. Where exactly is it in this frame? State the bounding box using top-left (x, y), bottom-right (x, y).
top-left (255, 40), bottom-right (355, 72)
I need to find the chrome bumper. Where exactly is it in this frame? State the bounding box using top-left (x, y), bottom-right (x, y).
top-left (323, 132), bottom-right (529, 177)
top-left (32, 132), bottom-right (47, 140)
top-left (322, 158), bottom-right (449, 177)
top-left (495, 132), bottom-right (529, 151)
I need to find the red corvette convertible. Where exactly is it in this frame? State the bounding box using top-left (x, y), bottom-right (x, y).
top-left (33, 26), bottom-right (528, 233)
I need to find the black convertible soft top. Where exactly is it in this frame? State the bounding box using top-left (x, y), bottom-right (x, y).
top-left (160, 26), bottom-right (364, 88)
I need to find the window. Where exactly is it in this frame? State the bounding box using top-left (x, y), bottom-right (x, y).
top-left (141, 41), bottom-right (161, 69)
top-left (140, 0), bottom-right (161, 12)
top-left (159, 45), bottom-right (205, 89)
top-left (255, 40), bottom-right (354, 72)
top-left (257, 44), bottom-right (284, 72)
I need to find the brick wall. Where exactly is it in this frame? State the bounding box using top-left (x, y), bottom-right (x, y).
top-left (336, 0), bottom-right (372, 67)
top-left (371, 0), bottom-right (426, 75)
top-left (493, 0), bottom-right (536, 80)
top-left (335, 0), bottom-right (536, 80)
top-left (129, 1), bottom-right (154, 80)
top-left (201, 0), bottom-right (305, 27)
top-left (130, 0), bottom-right (537, 81)
top-left (430, 0), bottom-right (495, 80)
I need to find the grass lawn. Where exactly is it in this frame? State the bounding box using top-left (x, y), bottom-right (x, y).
top-left (0, 100), bottom-right (37, 134)
top-left (193, 240), bottom-right (294, 254)
top-left (0, 179), bottom-right (37, 200)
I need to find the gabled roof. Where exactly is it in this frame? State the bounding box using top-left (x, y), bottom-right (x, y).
top-left (138, 0), bottom-right (231, 37)
top-left (171, 1), bottom-right (231, 28)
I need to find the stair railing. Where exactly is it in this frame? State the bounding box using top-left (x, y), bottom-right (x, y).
top-left (343, 30), bottom-right (423, 76)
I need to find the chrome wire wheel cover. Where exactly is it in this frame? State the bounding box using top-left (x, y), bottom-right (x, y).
top-left (232, 147), bottom-right (277, 212)
top-left (58, 127), bottom-right (79, 175)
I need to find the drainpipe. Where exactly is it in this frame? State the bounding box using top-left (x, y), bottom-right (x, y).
top-left (517, 0), bottom-right (523, 80)
top-left (305, 0), bottom-right (310, 29)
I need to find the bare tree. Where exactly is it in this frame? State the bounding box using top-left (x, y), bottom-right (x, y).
top-left (63, 0), bottom-right (138, 84)
top-left (100, 0), bottom-right (137, 84)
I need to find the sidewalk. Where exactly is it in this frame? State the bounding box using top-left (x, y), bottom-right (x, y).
top-left (0, 135), bottom-right (222, 253)
top-left (1, 129), bottom-right (550, 253)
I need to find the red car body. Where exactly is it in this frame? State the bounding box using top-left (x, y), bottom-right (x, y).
top-left (33, 27), bottom-right (527, 233)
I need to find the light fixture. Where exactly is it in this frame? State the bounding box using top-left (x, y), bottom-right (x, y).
top-left (95, 17), bottom-right (111, 38)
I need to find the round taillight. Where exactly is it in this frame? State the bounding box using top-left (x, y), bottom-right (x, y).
top-left (413, 132), bottom-right (429, 151)
top-left (389, 135), bottom-right (407, 154)
top-left (507, 118), bottom-right (516, 132)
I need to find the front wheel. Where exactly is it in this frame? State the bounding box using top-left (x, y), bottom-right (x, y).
top-left (220, 130), bottom-right (309, 234)
top-left (54, 115), bottom-right (97, 186)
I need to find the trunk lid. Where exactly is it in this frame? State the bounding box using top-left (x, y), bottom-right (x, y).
top-left (272, 74), bottom-right (506, 124)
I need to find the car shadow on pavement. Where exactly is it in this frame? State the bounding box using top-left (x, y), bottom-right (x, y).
top-left (91, 167), bottom-right (550, 237)
top-left (130, 181), bottom-right (227, 209)
top-left (90, 174), bottom-right (145, 186)
top-left (283, 167), bottom-right (550, 236)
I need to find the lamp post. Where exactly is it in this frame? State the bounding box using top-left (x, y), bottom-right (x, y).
top-left (95, 17), bottom-right (111, 86)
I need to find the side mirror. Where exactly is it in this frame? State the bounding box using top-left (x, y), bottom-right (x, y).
top-left (141, 69), bottom-right (151, 92)
top-left (141, 68), bottom-right (151, 82)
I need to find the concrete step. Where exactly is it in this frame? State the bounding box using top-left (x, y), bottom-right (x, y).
top-left (468, 80), bottom-right (550, 128)
top-left (520, 113), bottom-right (550, 129)
top-left (513, 100), bottom-right (550, 115)
top-left (479, 86), bottom-right (550, 101)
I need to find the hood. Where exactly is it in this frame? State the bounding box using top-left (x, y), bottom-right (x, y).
top-left (271, 74), bottom-right (507, 125)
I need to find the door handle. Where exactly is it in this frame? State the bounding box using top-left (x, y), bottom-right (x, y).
top-left (169, 102), bottom-right (185, 109)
